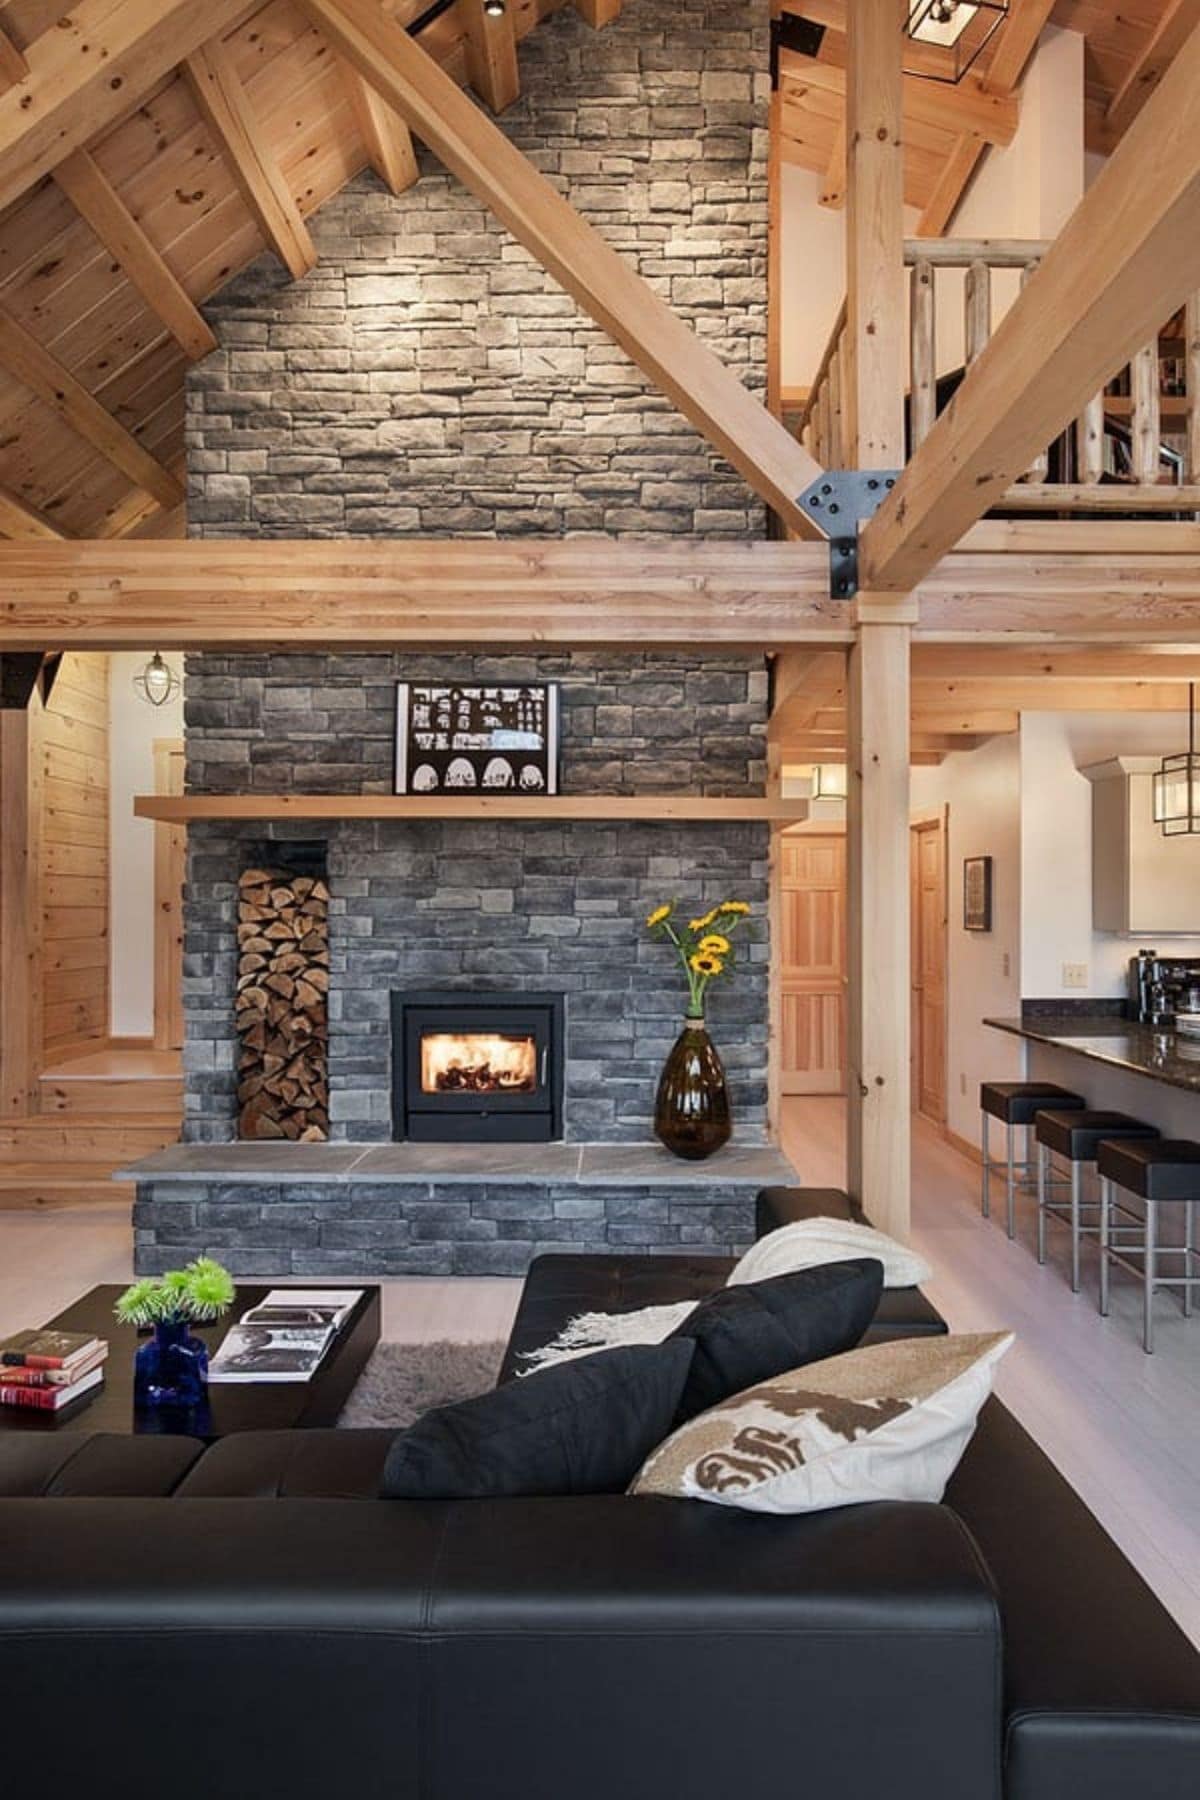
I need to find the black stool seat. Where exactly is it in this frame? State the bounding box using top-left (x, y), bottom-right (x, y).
top-left (980, 1081), bottom-right (1086, 1126)
top-left (1098, 1138), bottom-right (1200, 1200)
top-left (1036, 1109), bottom-right (1159, 1162)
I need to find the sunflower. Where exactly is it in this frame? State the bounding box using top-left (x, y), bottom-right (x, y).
top-left (645, 903), bottom-right (672, 928)
top-left (698, 933), bottom-right (731, 955)
top-left (718, 900), bottom-right (750, 916)
top-left (690, 951), bottom-right (724, 977)
top-left (688, 908), bottom-right (718, 932)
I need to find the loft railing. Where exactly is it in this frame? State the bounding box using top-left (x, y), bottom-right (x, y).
top-left (796, 238), bottom-right (1200, 515)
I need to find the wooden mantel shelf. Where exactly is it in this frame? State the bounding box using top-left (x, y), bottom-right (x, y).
top-left (134, 794), bottom-right (810, 824)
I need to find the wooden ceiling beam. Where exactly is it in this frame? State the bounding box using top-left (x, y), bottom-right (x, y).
top-left (342, 65), bottom-right (420, 194)
top-left (0, 486), bottom-right (64, 541)
top-left (911, 677), bottom-right (1194, 712)
top-left (0, 309), bottom-right (184, 509)
top-left (461, 0), bottom-right (520, 115)
top-left (0, 25), bottom-right (29, 89)
top-left (52, 150), bottom-right (216, 361)
top-left (3, 541), bottom-right (1200, 648)
top-left (297, 0), bottom-right (824, 536)
top-left (1105, 0), bottom-right (1200, 142)
top-left (779, 49), bottom-right (1018, 146)
top-left (861, 18), bottom-right (1200, 594)
top-left (915, 137), bottom-right (984, 238)
top-left (912, 645), bottom-right (1200, 680)
top-left (769, 650), bottom-right (847, 742)
top-left (819, 120), bottom-right (846, 210)
top-left (185, 38), bottom-right (318, 281)
top-left (0, 0), bottom-right (252, 217)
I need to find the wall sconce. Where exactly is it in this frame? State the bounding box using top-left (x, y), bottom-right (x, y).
top-left (904, 0), bottom-right (1009, 84)
top-left (133, 652), bottom-right (181, 708)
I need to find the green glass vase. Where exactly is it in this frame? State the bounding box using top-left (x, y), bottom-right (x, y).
top-left (654, 1017), bottom-right (732, 1161)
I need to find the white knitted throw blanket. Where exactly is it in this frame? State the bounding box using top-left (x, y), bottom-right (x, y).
top-left (520, 1218), bottom-right (932, 1372)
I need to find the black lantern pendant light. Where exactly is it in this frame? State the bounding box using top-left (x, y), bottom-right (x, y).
top-left (1153, 683), bottom-right (1200, 836)
top-left (904, 0), bottom-right (1010, 84)
top-left (133, 651), bottom-right (181, 708)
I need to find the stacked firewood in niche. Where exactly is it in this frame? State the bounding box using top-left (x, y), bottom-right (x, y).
top-left (235, 868), bottom-right (330, 1141)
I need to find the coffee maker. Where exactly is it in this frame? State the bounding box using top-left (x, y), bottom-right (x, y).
top-left (1129, 949), bottom-right (1200, 1027)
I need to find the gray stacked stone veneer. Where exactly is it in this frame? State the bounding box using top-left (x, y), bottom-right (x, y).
top-left (181, 651), bottom-right (770, 1149)
top-left (186, 0), bottom-right (770, 539)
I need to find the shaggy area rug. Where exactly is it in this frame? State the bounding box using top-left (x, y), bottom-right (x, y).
top-left (338, 1338), bottom-right (507, 1429)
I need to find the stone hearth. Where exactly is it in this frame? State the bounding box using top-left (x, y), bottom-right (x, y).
top-left (126, 1141), bottom-right (796, 1277)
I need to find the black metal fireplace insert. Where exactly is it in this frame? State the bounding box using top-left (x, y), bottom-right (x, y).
top-left (391, 990), bottom-right (565, 1142)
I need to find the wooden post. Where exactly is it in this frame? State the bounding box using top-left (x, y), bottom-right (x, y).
top-left (1077, 392), bottom-right (1105, 484)
top-left (964, 259), bottom-right (991, 365)
top-left (910, 258), bottom-right (936, 449)
top-left (1130, 340), bottom-right (1162, 485)
top-left (1187, 292), bottom-right (1200, 481)
top-left (843, 0), bottom-right (912, 1238)
top-left (1019, 261), bottom-right (1050, 481)
top-left (0, 706), bottom-right (40, 1118)
top-left (846, 617), bottom-right (911, 1239)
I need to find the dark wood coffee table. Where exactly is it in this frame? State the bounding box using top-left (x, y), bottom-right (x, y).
top-left (0, 1285), bottom-right (381, 1438)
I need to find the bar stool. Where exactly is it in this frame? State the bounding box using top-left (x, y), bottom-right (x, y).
top-left (1034, 1110), bottom-right (1160, 1294)
top-left (980, 1083), bottom-right (1086, 1239)
top-left (1098, 1138), bottom-right (1200, 1353)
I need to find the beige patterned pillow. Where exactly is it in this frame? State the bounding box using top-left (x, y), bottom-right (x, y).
top-left (630, 1332), bottom-right (1012, 1514)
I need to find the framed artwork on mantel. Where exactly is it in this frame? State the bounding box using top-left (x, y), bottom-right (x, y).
top-left (395, 682), bottom-right (561, 796)
top-left (963, 856), bottom-right (993, 932)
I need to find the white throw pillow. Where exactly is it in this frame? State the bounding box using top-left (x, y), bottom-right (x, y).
top-left (630, 1331), bottom-right (1012, 1514)
top-left (728, 1218), bottom-right (931, 1291)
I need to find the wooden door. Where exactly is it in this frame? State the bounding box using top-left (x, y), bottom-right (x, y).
top-left (911, 817), bottom-right (947, 1125)
top-left (778, 832), bottom-right (846, 1095)
top-left (153, 739), bottom-right (186, 1052)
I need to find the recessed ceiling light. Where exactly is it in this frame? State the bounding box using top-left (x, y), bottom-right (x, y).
top-left (484, 0), bottom-right (507, 15)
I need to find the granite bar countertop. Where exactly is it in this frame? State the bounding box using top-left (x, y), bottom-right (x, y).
top-left (985, 1016), bottom-right (1200, 1097)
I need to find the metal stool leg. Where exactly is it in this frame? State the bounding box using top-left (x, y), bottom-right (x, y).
top-left (981, 1111), bottom-right (990, 1218)
top-left (1070, 1159), bottom-right (1083, 1293)
top-left (1185, 1201), bottom-right (1195, 1320)
top-left (1099, 1177), bottom-right (1111, 1316)
top-left (1006, 1122), bottom-right (1016, 1240)
top-left (1036, 1141), bottom-right (1048, 1263)
top-left (1144, 1198), bottom-right (1157, 1354)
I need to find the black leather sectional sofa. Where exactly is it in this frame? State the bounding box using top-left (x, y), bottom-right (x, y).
top-left (2, 1203), bottom-right (1198, 1800)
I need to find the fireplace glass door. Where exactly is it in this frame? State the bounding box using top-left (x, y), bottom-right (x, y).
top-left (393, 992), bottom-right (564, 1142)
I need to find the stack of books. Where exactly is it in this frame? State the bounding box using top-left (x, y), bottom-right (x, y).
top-left (0, 1328), bottom-right (108, 1412)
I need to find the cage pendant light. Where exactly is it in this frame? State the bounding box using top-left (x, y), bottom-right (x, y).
top-left (1153, 683), bottom-right (1200, 836)
top-left (904, 0), bottom-right (1009, 84)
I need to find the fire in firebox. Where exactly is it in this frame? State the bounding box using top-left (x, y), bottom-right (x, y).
top-left (420, 1031), bottom-right (538, 1096)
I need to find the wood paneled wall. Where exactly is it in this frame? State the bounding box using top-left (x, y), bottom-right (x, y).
top-left (37, 653), bottom-right (110, 1055)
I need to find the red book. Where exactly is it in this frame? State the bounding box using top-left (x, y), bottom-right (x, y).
top-left (0, 1368), bottom-right (104, 1411)
top-left (0, 1346), bottom-right (107, 1386)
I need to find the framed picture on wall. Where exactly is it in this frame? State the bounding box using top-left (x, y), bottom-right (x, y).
top-left (963, 856), bottom-right (993, 932)
top-left (395, 682), bottom-right (561, 796)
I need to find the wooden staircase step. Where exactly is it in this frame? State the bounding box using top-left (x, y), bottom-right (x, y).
top-left (0, 1115), bottom-right (180, 1160)
top-left (38, 1076), bottom-right (184, 1116)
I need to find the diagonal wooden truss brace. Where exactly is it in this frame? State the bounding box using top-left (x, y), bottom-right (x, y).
top-left (860, 14), bottom-right (1200, 594)
top-left (297, 0), bottom-right (825, 538)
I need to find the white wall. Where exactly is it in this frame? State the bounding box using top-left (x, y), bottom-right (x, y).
top-left (1019, 712), bottom-right (1200, 1002)
top-left (934, 26), bottom-right (1084, 374)
top-left (778, 163), bottom-right (921, 390)
top-left (911, 734), bottom-right (1023, 1147)
top-left (108, 653), bottom-right (184, 1038)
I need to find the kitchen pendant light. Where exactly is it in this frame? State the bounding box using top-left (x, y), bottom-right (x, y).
top-left (904, 0), bottom-right (1008, 83)
top-left (133, 651), bottom-right (181, 708)
top-left (1153, 682), bottom-right (1200, 836)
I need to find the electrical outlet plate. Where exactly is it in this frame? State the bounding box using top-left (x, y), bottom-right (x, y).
top-left (1062, 963), bottom-right (1089, 989)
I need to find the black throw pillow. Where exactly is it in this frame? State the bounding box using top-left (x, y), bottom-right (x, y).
top-left (667, 1257), bottom-right (884, 1421)
top-left (380, 1339), bottom-right (695, 1500)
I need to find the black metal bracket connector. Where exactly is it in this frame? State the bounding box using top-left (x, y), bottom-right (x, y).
top-left (798, 470), bottom-right (901, 600)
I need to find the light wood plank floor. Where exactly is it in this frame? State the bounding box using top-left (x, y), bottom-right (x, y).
top-left (2, 1107), bottom-right (1196, 1647)
top-left (781, 1097), bottom-right (1200, 1650)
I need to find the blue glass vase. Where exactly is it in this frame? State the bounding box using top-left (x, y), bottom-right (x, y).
top-left (135, 1317), bottom-right (209, 1408)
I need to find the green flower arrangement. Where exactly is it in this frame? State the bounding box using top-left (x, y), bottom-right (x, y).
top-left (643, 899), bottom-right (753, 1020)
top-left (115, 1258), bottom-right (236, 1329)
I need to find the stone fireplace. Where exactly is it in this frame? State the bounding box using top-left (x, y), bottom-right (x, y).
top-left (125, 0), bottom-right (797, 1277)
top-left (392, 989), bottom-right (565, 1143)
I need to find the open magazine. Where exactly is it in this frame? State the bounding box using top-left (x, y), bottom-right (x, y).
top-left (208, 1289), bottom-right (363, 1384)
